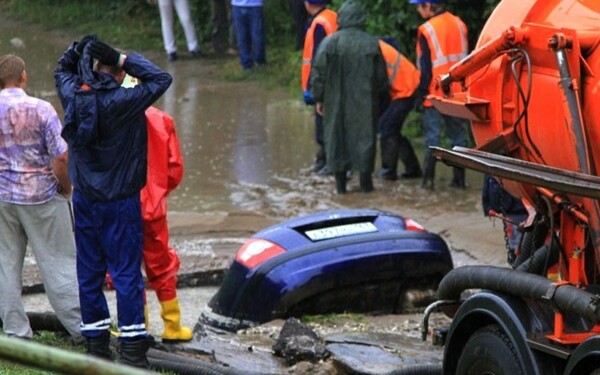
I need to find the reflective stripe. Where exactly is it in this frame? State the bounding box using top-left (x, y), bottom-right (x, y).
top-left (120, 323), bottom-right (146, 331)
top-left (80, 318), bottom-right (111, 332)
top-left (119, 322), bottom-right (147, 338)
top-left (387, 54), bottom-right (401, 85)
top-left (119, 330), bottom-right (148, 338)
top-left (425, 16), bottom-right (468, 68)
top-left (424, 22), bottom-right (444, 66)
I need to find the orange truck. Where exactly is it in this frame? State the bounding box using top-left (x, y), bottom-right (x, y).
top-left (422, 0), bottom-right (600, 373)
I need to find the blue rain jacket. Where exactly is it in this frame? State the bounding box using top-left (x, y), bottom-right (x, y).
top-left (55, 42), bottom-right (172, 202)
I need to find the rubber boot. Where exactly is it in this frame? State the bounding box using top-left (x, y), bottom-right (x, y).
top-left (398, 136), bottom-right (423, 179)
top-left (360, 172), bottom-right (374, 193)
top-left (335, 172), bottom-right (347, 194)
top-left (450, 167), bottom-right (466, 189)
top-left (160, 298), bottom-right (193, 343)
top-left (118, 338), bottom-right (150, 369)
top-left (421, 149), bottom-right (436, 190)
top-left (377, 136), bottom-right (399, 180)
top-left (86, 330), bottom-right (112, 360)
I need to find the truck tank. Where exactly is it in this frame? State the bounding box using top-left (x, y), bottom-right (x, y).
top-left (425, 0), bottom-right (600, 374)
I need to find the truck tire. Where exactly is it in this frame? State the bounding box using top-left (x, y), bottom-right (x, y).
top-left (455, 325), bottom-right (525, 375)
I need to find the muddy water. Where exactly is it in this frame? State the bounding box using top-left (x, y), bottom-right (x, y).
top-left (0, 16), bottom-right (484, 218)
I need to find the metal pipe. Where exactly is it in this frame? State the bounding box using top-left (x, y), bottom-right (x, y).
top-left (420, 300), bottom-right (459, 341)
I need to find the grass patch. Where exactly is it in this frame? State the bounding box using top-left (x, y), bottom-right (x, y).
top-left (0, 330), bottom-right (84, 375)
top-left (300, 313), bottom-right (365, 326)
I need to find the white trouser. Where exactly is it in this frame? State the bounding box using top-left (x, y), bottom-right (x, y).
top-left (0, 195), bottom-right (81, 340)
top-left (158, 0), bottom-right (199, 53)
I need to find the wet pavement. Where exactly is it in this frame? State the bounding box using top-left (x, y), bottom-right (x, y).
top-left (3, 14), bottom-right (511, 374)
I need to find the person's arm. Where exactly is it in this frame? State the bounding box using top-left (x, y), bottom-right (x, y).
top-left (52, 151), bottom-right (72, 198)
top-left (415, 34), bottom-right (432, 103)
top-left (54, 43), bottom-right (82, 110)
top-left (165, 114), bottom-right (184, 193)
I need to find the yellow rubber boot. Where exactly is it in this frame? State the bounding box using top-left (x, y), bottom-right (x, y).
top-left (160, 298), bottom-right (193, 343)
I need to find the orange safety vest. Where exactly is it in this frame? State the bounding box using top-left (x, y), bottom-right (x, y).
top-left (416, 11), bottom-right (468, 106)
top-left (378, 40), bottom-right (421, 101)
top-left (301, 8), bottom-right (338, 91)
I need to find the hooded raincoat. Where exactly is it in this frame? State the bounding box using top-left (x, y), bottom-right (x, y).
top-left (310, 1), bottom-right (389, 173)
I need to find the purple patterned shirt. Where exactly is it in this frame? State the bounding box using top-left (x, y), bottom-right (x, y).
top-left (0, 88), bottom-right (67, 204)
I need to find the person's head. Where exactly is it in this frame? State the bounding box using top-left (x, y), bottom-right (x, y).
top-left (409, 0), bottom-right (443, 19)
top-left (337, 0), bottom-right (366, 30)
top-left (0, 54), bottom-right (26, 89)
top-left (304, 0), bottom-right (326, 14)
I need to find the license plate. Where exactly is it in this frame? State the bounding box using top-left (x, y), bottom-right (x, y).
top-left (305, 222), bottom-right (378, 241)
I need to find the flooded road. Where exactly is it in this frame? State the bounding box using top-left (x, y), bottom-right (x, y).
top-left (4, 15), bottom-right (509, 374)
top-left (0, 15), bottom-right (485, 218)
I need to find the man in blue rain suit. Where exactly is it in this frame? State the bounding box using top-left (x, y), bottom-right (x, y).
top-left (55, 35), bottom-right (172, 368)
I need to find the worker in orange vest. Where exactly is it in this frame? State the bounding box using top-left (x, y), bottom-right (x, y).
top-left (411, 0), bottom-right (469, 189)
top-left (301, 0), bottom-right (337, 175)
top-left (377, 37), bottom-right (423, 181)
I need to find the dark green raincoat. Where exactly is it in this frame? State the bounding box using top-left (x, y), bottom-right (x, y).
top-left (310, 0), bottom-right (389, 174)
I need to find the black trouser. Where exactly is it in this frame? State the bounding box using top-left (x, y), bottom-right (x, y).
top-left (378, 97), bottom-right (421, 177)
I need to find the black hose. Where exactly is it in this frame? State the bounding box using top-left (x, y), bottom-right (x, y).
top-left (437, 266), bottom-right (600, 324)
top-left (386, 364), bottom-right (443, 375)
top-left (515, 240), bottom-right (560, 275)
top-left (147, 348), bottom-right (260, 375)
top-left (149, 359), bottom-right (228, 375)
top-left (0, 312), bottom-right (68, 334)
top-left (513, 219), bottom-right (548, 269)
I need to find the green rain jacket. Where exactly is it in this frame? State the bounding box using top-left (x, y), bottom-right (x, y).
top-left (310, 0), bottom-right (389, 173)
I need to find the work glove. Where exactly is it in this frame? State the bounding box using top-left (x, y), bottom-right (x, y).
top-left (89, 40), bottom-right (121, 66)
top-left (75, 34), bottom-right (96, 55)
top-left (303, 89), bottom-right (315, 105)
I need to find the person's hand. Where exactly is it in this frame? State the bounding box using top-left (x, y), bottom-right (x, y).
top-left (75, 34), bottom-right (96, 55)
top-left (303, 90), bottom-right (315, 105)
top-left (89, 40), bottom-right (121, 66)
top-left (316, 102), bottom-right (324, 116)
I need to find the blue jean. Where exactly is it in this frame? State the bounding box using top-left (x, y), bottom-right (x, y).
top-left (422, 106), bottom-right (468, 149)
top-left (73, 191), bottom-right (146, 341)
top-left (232, 5), bottom-right (266, 70)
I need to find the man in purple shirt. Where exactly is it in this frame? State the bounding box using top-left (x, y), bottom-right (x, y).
top-left (0, 54), bottom-right (81, 342)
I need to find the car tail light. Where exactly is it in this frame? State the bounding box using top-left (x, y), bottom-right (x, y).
top-left (235, 239), bottom-right (285, 269)
top-left (405, 218), bottom-right (427, 232)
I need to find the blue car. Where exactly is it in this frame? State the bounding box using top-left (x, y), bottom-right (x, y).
top-left (199, 209), bottom-right (453, 331)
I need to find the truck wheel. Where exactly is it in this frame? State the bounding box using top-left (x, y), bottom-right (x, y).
top-left (456, 325), bottom-right (525, 375)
